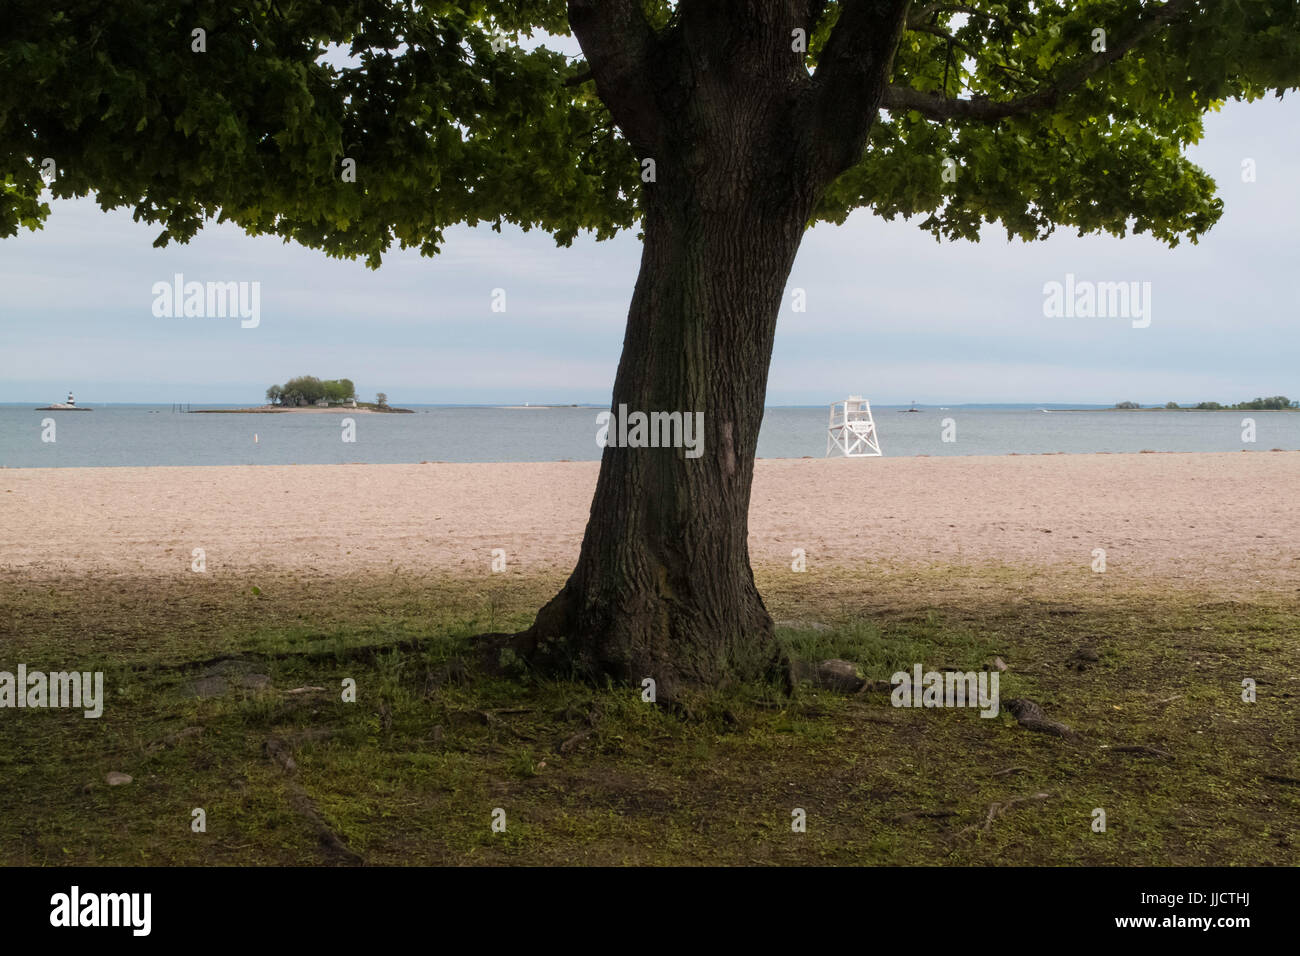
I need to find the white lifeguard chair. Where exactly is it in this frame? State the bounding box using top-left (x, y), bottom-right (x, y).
top-left (826, 396), bottom-right (882, 457)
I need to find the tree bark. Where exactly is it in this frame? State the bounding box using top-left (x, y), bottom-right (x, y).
top-left (522, 176), bottom-right (811, 693)
top-left (521, 0), bottom-right (911, 692)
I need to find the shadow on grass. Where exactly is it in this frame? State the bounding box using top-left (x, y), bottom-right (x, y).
top-left (0, 568), bottom-right (1296, 865)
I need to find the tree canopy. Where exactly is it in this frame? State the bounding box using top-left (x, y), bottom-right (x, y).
top-left (1235, 395), bottom-right (1296, 410)
top-left (269, 375), bottom-right (356, 405)
top-left (5, 1), bottom-right (1298, 267)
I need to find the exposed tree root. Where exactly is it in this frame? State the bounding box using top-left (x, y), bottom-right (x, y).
top-left (144, 634), bottom-right (490, 674)
top-left (1003, 698), bottom-right (1077, 738)
top-left (555, 705), bottom-right (602, 755)
top-left (263, 734), bottom-right (362, 866)
top-left (787, 658), bottom-right (898, 694)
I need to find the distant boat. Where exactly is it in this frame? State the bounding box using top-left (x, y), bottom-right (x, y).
top-left (37, 391), bottom-right (91, 411)
top-left (899, 401), bottom-right (921, 413)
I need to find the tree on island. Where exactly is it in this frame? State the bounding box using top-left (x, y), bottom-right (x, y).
top-left (1193, 396), bottom-right (1295, 410)
top-left (1235, 395), bottom-right (1296, 410)
top-left (6, 2), bottom-right (1299, 691)
top-left (267, 376), bottom-right (355, 407)
top-left (375, 393), bottom-right (388, 409)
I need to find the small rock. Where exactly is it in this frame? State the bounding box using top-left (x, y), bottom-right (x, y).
top-left (993, 657), bottom-right (1008, 672)
top-left (105, 772), bottom-right (132, 786)
top-left (238, 673), bottom-right (272, 690)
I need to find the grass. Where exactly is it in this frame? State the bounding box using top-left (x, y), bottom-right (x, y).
top-left (0, 566), bottom-right (1297, 865)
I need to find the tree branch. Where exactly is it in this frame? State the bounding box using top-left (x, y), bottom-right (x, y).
top-left (910, 22), bottom-right (981, 62)
top-left (884, 0), bottom-right (1198, 122)
top-left (566, 0), bottom-right (663, 152)
top-left (803, 0), bottom-right (915, 180)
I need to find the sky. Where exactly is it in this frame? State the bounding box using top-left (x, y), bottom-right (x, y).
top-left (1, 93), bottom-right (1296, 407)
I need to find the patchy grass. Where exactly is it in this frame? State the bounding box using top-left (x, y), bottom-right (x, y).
top-left (0, 567), bottom-right (1296, 865)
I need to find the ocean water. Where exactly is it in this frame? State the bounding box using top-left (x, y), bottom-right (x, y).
top-left (2, 404), bottom-right (1298, 468)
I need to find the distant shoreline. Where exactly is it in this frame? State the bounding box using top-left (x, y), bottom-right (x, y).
top-left (1052, 407), bottom-right (1300, 412)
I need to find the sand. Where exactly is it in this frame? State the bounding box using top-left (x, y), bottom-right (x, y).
top-left (2, 453), bottom-right (1298, 593)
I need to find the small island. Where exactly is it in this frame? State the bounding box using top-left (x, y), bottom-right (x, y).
top-left (36, 391), bottom-right (92, 411)
top-left (191, 376), bottom-right (413, 413)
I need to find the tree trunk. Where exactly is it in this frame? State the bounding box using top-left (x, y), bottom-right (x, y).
top-left (521, 150), bottom-right (814, 694)
top-left (523, 0), bottom-right (910, 692)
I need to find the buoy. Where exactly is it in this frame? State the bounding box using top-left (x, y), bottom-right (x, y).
top-left (254, 433), bottom-right (259, 443)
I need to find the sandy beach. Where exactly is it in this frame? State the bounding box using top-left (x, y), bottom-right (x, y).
top-left (2, 452), bottom-right (1297, 593)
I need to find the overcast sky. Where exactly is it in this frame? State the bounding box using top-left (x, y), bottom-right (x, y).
top-left (1, 94), bottom-right (1296, 407)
